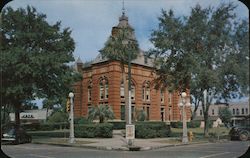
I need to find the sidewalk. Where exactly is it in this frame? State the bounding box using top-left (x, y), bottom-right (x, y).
top-left (32, 130), bottom-right (227, 151)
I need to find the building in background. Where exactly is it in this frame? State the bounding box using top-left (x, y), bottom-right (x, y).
top-left (194, 100), bottom-right (249, 127)
top-left (73, 11), bottom-right (191, 122)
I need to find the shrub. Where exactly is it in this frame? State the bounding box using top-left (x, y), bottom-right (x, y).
top-left (135, 122), bottom-right (171, 138)
top-left (28, 131), bottom-right (69, 138)
top-left (75, 123), bottom-right (113, 138)
top-left (170, 121), bottom-right (183, 128)
top-left (109, 121), bottom-right (126, 130)
top-left (187, 120), bottom-right (200, 128)
top-left (74, 117), bottom-right (90, 124)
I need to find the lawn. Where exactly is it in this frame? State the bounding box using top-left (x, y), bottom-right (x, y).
top-left (171, 127), bottom-right (230, 139)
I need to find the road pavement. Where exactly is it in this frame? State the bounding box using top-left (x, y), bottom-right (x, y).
top-left (1, 141), bottom-right (249, 158)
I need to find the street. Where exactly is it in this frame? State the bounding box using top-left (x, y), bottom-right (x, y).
top-left (1, 141), bottom-right (249, 158)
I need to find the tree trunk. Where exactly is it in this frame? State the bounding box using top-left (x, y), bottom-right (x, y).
top-left (15, 102), bottom-right (21, 132)
top-left (191, 100), bottom-right (199, 120)
top-left (204, 111), bottom-right (209, 137)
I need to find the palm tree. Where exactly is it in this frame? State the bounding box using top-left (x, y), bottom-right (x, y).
top-left (88, 104), bottom-right (115, 123)
top-left (100, 13), bottom-right (139, 123)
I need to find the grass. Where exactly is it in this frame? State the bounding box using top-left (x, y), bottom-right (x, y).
top-left (32, 137), bottom-right (95, 145)
top-left (170, 127), bottom-right (230, 138)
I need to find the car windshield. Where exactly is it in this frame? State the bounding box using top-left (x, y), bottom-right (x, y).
top-left (6, 129), bottom-right (15, 135)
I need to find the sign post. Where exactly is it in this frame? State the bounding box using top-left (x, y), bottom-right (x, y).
top-left (126, 124), bottom-right (135, 146)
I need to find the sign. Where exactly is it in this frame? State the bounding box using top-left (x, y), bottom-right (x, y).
top-left (20, 113), bottom-right (38, 119)
top-left (126, 124), bottom-right (135, 139)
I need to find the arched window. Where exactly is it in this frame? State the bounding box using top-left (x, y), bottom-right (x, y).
top-left (160, 89), bottom-right (165, 103)
top-left (88, 81), bottom-right (92, 102)
top-left (99, 77), bottom-right (108, 100)
top-left (233, 108), bottom-right (235, 115)
top-left (168, 92), bottom-right (172, 106)
top-left (120, 80), bottom-right (135, 100)
top-left (105, 81), bottom-right (109, 99)
top-left (142, 81), bottom-right (150, 101)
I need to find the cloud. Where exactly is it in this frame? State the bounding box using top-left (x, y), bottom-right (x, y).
top-left (6, 0), bottom-right (248, 62)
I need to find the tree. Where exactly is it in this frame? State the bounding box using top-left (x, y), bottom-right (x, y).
top-left (47, 110), bottom-right (68, 124)
top-left (100, 13), bottom-right (139, 123)
top-left (150, 3), bottom-right (249, 137)
top-left (218, 107), bottom-right (232, 128)
top-left (88, 104), bottom-right (115, 123)
top-left (0, 6), bottom-right (81, 131)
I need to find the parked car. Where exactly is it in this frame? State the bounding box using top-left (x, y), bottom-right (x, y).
top-left (2, 127), bottom-right (32, 144)
top-left (229, 116), bottom-right (250, 141)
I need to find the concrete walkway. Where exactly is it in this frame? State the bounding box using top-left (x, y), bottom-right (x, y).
top-left (32, 130), bottom-right (224, 151)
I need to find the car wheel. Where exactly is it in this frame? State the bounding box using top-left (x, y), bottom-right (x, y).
top-left (239, 131), bottom-right (249, 141)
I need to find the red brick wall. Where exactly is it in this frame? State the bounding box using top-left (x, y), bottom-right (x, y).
top-left (74, 61), bottom-right (190, 122)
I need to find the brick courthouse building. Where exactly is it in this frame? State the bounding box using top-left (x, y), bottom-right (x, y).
top-left (73, 12), bottom-right (191, 122)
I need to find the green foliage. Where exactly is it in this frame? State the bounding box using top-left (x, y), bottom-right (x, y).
top-left (108, 121), bottom-right (126, 130)
top-left (74, 117), bottom-right (90, 124)
top-left (135, 122), bottom-right (171, 138)
top-left (47, 111), bottom-right (68, 124)
top-left (75, 123), bottom-right (113, 138)
top-left (28, 130), bottom-right (69, 138)
top-left (100, 27), bottom-right (139, 65)
top-left (88, 105), bottom-right (115, 123)
top-left (0, 6), bottom-right (81, 126)
top-left (218, 107), bottom-right (232, 127)
top-left (1, 111), bottom-right (11, 126)
top-left (150, 3), bottom-right (249, 136)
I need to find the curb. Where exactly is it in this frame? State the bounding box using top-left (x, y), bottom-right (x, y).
top-left (31, 139), bottom-right (229, 151)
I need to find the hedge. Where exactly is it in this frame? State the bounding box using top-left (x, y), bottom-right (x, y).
top-left (22, 122), bottom-right (69, 131)
top-left (75, 123), bottom-right (113, 138)
top-left (135, 122), bottom-right (171, 138)
top-left (170, 120), bottom-right (211, 128)
top-left (28, 131), bottom-right (69, 138)
top-left (109, 121), bottom-right (126, 130)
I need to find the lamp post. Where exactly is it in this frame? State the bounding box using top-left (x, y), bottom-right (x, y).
top-left (68, 92), bottom-right (75, 143)
top-left (179, 92), bottom-right (190, 144)
top-left (122, 39), bottom-right (134, 146)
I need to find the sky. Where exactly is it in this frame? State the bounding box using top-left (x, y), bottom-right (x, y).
top-left (5, 0), bottom-right (249, 63)
top-left (4, 0), bottom-right (249, 107)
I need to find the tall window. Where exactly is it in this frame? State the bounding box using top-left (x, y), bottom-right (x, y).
top-left (212, 109), bottom-right (214, 115)
top-left (142, 81), bottom-right (150, 101)
top-left (120, 81), bottom-right (124, 98)
top-left (105, 82), bottom-right (109, 99)
top-left (100, 82), bottom-right (104, 100)
top-left (168, 92), bottom-right (172, 106)
top-left (236, 108), bottom-right (239, 115)
top-left (242, 108), bottom-right (244, 115)
top-left (131, 83), bottom-right (135, 100)
top-left (88, 85), bottom-right (92, 102)
top-left (200, 110), bottom-right (202, 116)
top-left (160, 89), bottom-right (165, 103)
top-left (233, 109), bottom-right (235, 115)
top-left (99, 77), bottom-right (108, 100)
top-left (120, 81), bottom-right (135, 100)
top-left (246, 108), bottom-right (248, 114)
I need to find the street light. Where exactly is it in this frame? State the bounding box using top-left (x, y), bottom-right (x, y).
top-left (122, 39), bottom-right (134, 147)
top-left (68, 92), bottom-right (75, 143)
top-left (178, 92), bottom-right (190, 144)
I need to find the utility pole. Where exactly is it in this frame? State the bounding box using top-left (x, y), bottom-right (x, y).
top-left (68, 92), bottom-right (75, 143)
